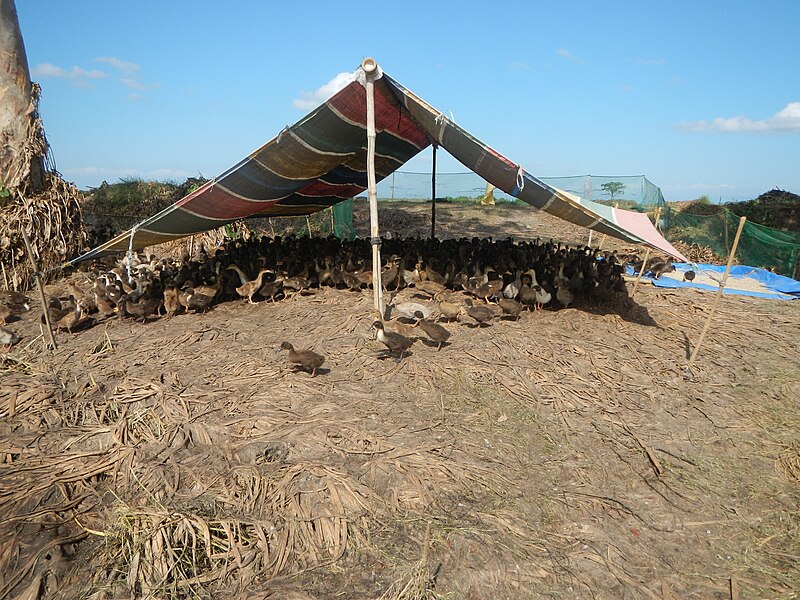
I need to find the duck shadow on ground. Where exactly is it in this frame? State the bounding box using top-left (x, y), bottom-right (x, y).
top-left (417, 338), bottom-right (450, 350)
top-left (290, 366), bottom-right (331, 377)
top-left (569, 297), bottom-right (660, 328)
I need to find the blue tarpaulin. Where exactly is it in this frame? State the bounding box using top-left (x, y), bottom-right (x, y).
top-left (627, 263), bottom-right (800, 300)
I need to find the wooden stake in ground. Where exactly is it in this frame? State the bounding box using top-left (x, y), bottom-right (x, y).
top-left (631, 247), bottom-right (651, 299)
top-left (688, 216), bottom-right (746, 367)
top-left (306, 215), bottom-right (313, 237)
top-left (631, 207), bottom-right (662, 299)
top-left (587, 229), bottom-right (593, 247)
top-left (363, 57), bottom-right (384, 315)
top-left (20, 225), bottom-right (57, 350)
top-left (430, 144), bottom-right (437, 240)
top-left (329, 206), bottom-right (335, 235)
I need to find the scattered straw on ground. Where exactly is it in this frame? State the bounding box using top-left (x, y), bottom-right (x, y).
top-left (1, 204), bottom-right (799, 599)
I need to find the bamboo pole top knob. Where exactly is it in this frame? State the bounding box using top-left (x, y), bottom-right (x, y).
top-left (361, 57), bottom-right (377, 73)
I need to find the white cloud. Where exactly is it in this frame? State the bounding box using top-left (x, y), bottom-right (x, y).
top-left (677, 102), bottom-right (800, 133)
top-left (32, 63), bottom-right (107, 82)
top-left (95, 56), bottom-right (140, 74)
top-left (509, 61), bottom-right (532, 71)
top-left (292, 71), bottom-right (355, 111)
top-left (121, 78), bottom-right (147, 90)
top-left (32, 57), bottom-right (155, 97)
top-left (557, 48), bottom-right (585, 63)
top-left (32, 63), bottom-right (67, 77)
top-left (72, 67), bottom-right (107, 79)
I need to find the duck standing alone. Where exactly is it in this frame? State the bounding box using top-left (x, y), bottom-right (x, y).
top-left (280, 341), bottom-right (325, 377)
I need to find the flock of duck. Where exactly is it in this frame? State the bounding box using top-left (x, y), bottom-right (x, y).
top-left (1, 233), bottom-right (649, 364)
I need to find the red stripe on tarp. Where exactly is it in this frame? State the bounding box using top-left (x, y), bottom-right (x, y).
top-left (297, 180), bottom-right (365, 198)
top-left (177, 185), bottom-right (278, 219)
top-left (614, 208), bottom-right (689, 262)
top-left (328, 81), bottom-right (430, 148)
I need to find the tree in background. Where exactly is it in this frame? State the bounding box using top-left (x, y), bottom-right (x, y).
top-left (600, 181), bottom-right (626, 202)
top-left (0, 0), bottom-right (86, 289)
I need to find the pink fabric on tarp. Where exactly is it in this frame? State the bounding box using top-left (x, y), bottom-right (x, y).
top-left (614, 208), bottom-right (689, 262)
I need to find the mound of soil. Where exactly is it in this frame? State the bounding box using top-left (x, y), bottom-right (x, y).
top-left (677, 189), bottom-right (800, 233)
top-left (727, 188), bottom-right (800, 233)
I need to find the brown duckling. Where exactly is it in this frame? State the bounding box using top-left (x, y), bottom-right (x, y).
top-left (340, 270), bottom-right (363, 291)
top-left (118, 294), bottom-right (162, 322)
top-left (279, 341), bottom-right (325, 377)
top-left (179, 288), bottom-right (216, 312)
top-left (555, 281), bottom-right (574, 309)
top-left (0, 326), bottom-right (21, 351)
top-left (461, 298), bottom-right (494, 327)
top-left (474, 278), bottom-right (504, 303)
top-left (258, 277), bottom-right (285, 302)
top-left (55, 300), bottom-right (83, 333)
top-left (93, 290), bottom-right (117, 318)
top-left (163, 285), bottom-right (182, 319)
top-left (372, 320), bottom-right (412, 359)
top-left (415, 279), bottom-right (446, 298)
top-left (434, 292), bottom-right (462, 322)
top-left (497, 297), bottom-right (523, 320)
top-left (191, 262), bottom-right (223, 300)
top-left (0, 294), bottom-right (30, 324)
top-left (517, 284), bottom-right (538, 310)
top-left (0, 303), bottom-right (13, 325)
top-left (227, 266), bottom-right (272, 303)
top-left (648, 259), bottom-right (675, 279)
top-left (0, 290), bottom-right (30, 307)
top-left (413, 311), bottom-right (451, 350)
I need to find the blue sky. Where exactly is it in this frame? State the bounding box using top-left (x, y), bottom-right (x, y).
top-left (17, 0), bottom-right (800, 202)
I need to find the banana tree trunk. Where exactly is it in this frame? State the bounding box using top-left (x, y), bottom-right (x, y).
top-left (0, 0), bottom-right (45, 193)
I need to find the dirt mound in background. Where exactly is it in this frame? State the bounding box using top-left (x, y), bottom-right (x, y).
top-left (676, 188), bottom-right (800, 233)
top-left (729, 188), bottom-right (800, 233)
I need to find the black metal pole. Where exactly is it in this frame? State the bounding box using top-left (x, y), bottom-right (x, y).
top-left (431, 145), bottom-right (437, 239)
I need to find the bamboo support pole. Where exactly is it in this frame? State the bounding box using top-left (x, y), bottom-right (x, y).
top-left (587, 230), bottom-right (593, 247)
top-left (430, 145), bottom-right (437, 239)
top-left (306, 215), bottom-right (312, 237)
top-left (631, 207), bottom-right (662, 299)
top-left (688, 216), bottom-right (746, 367)
top-left (631, 247), bottom-right (651, 298)
top-left (20, 226), bottom-right (57, 350)
top-left (329, 206), bottom-right (335, 235)
top-left (363, 58), bottom-right (384, 315)
top-left (652, 206), bottom-right (662, 232)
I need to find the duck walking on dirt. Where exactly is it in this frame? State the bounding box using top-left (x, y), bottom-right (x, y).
top-left (372, 320), bottom-right (412, 359)
top-left (413, 310), bottom-right (451, 350)
top-left (279, 341), bottom-right (325, 377)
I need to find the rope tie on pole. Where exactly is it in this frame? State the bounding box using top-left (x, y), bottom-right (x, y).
top-left (435, 113), bottom-right (450, 144)
top-left (516, 167), bottom-right (525, 192)
top-left (276, 126), bottom-right (288, 144)
top-left (126, 223), bottom-right (140, 282)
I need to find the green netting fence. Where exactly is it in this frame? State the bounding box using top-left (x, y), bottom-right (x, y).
top-left (665, 208), bottom-right (800, 277)
top-left (372, 171), bottom-right (666, 213)
top-left (332, 198), bottom-right (356, 240)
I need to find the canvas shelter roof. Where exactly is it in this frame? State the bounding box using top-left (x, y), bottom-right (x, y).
top-left (70, 64), bottom-right (688, 264)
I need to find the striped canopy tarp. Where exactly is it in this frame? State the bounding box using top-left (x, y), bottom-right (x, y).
top-left (71, 64), bottom-right (687, 264)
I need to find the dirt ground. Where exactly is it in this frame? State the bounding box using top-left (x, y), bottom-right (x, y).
top-left (1, 203), bottom-right (799, 599)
